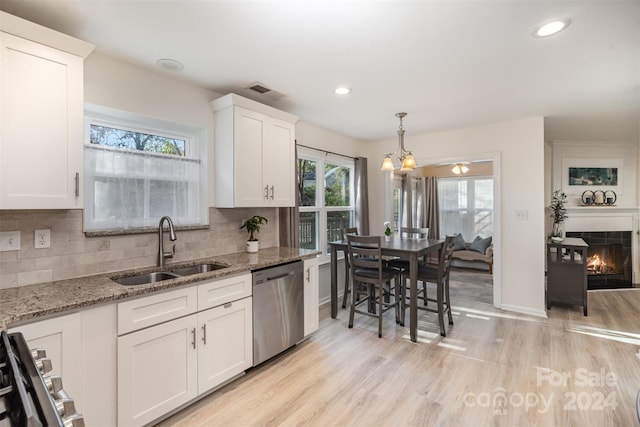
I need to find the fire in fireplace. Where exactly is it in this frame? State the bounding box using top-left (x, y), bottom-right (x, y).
top-left (566, 231), bottom-right (632, 290)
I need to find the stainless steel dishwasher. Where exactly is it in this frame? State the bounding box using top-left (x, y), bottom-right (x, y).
top-left (252, 261), bottom-right (304, 366)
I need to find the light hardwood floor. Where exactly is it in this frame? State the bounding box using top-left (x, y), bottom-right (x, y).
top-left (157, 287), bottom-right (640, 427)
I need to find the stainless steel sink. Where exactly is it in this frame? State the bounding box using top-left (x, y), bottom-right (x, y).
top-left (115, 271), bottom-right (180, 286)
top-left (113, 262), bottom-right (229, 286)
top-left (170, 263), bottom-right (229, 276)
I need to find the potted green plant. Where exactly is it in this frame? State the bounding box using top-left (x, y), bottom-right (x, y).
top-left (240, 215), bottom-right (268, 252)
top-left (549, 189), bottom-right (568, 242)
top-left (384, 221), bottom-right (392, 241)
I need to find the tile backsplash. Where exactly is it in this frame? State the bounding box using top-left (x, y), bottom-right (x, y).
top-left (0, 207), bottom-right (278, 289)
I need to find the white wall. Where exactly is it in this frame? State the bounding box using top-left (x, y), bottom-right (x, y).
top-left (367, 117), bottom-right (546, 316)
top-left (550, 141), bottom-right (638, 208)
top-left (296, 121), bottom-right (367, 157)
top-left (84, 52), bottom-right (221, 206)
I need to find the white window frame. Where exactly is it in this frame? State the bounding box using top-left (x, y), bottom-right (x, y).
top-left (297, 147), bottom-right (355, 263)
top-left (83, 104), bottom-right (208, 232)
top-left (438, 175), bottom-right (493, 241)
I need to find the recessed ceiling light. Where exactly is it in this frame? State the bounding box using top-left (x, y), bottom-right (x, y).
top-left (334, 87), bottom-right (351, 95)
top-left (156, 58), bottom-right (184, 71)
top-left (533, 19), bottom-right (571, 38)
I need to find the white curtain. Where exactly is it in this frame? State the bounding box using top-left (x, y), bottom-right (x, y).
top-left (84, 145), bottom-right (205, 231)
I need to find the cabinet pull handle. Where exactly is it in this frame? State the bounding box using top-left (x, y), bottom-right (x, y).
top-left (191, 328), bottom-right (196, 349)
top-left (306, 268), bottom-right (310, 282)
top-left (264, 185), bottom-right (269, 199)
top-left (201, 324), bottom-right (207, 345)
top-left (74, 172), bottom-right (79, 197)
top-left (270, 185), bottom-right (274, 200)
top-left (224, 302), bottom-right (232, 308)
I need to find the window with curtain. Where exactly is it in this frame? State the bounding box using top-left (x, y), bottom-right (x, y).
top-left (84, 105), bottom-right (207, 232)
top-left (438, 175), bottom-right (493, 240)
top-left (392, 175), bottom-right (418, 232)
top-left (297, 147), bottom-right (354, 261)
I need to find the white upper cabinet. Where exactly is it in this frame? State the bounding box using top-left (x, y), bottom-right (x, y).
top-left (0, 12), bottom-right (94, 209)
top-left (211, 93), bottom-right (297, 207)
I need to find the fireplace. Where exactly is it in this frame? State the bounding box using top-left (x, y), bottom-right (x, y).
top-left (565, 231), bottom-right (633, 290)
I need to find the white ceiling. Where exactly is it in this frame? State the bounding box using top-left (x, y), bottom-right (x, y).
top-left (2, 1), bottom-right (638, 143)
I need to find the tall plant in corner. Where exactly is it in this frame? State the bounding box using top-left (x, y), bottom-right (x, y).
top-left (549, 189), bottom-right (568, 242)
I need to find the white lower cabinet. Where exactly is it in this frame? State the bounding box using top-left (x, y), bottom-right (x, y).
top-left (117, 314), bottom-right (199, 427)
top-left (117, 272), bottom-right (253, 426)
top-left (303, 257), bottom-right (320, 336)
top-left (198, 296), bottom-right (253, 394)
top-left (9, 305), bottom-right (117, 426)
top-left (9, 312), bottom-right (83, 408)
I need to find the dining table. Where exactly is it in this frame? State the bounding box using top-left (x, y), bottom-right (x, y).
top-left (329, 236), bottom-right (444, 342)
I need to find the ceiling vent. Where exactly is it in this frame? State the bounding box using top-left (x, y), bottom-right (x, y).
top-left (242, 82), bottom-right (285, 102)
top-left (248, 83), bottom-right (271, 94)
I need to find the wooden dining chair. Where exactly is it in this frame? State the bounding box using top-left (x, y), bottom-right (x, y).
top-left (387, 227), bottom-right (429, 303)
top-left (347, 235), bottom-right (402, 338)
top-left (340, 227), bottom-right (359, 308)
top-left (404, 234), bottom-right (456, 337)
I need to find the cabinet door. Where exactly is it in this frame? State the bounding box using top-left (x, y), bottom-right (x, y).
top-left (197, 297), bottom-right (252, 394)
top-left (117, 314), bottom-right (198, 427)
top-left (234, 107), bottom-right (266, 206)
top-left (197, 272), bottom-right (252, 311)
top-left (303, 257), bottom-right (320, 336)
top-left (264, 119), bottom-right (295, 206)
top-left (9, 313), bottom-right (84, 410)
top-left (0, 32), bottom-right (83, 209)
top-left (81, 304), bottom-right (117, 427)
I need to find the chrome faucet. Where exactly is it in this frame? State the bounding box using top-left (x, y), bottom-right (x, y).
top-left (158, 216), bottom-right (177, 267)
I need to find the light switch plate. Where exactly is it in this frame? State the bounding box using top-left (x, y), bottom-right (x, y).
top-left (0, 231), bottom-right (21, 251)
top-left (515, 209), bottom-right (528, 221)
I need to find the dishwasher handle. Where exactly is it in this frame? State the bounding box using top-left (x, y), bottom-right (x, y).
top-left (266, 271), bottom-right (296, 282)
top-left (253, 261), bottom-right (303, 285)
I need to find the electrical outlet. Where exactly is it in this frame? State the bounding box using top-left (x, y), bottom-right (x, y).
top-left (0, 231), bottom-right (20, 252)
top-left (34, 229), bottom-right (51, 249)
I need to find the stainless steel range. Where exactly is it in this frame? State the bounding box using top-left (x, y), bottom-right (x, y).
top-left (0, 330), bottom-right (84, 426)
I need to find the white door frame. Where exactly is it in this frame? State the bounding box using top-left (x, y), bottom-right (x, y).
top-left (404, 151), bottom-right (502, 309)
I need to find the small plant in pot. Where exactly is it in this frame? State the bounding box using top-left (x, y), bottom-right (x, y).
top-left (240, 215), bottom-right (268, 253)
top-left (549, 189), bottom-right (568, 242)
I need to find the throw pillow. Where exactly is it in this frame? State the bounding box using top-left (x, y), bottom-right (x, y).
top-left (469, 235), bottom-right (492, 254)
top-left (452, 233), bottom-right (467, 251)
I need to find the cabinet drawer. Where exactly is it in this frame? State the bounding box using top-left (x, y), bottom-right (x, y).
top-left (118, 286), bottom-right (198, 335)
top-left (198, 273), bottom-right (252, 311)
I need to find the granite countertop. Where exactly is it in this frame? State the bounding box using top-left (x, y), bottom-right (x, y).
top-left (0, 246), bottom-right (318, 330)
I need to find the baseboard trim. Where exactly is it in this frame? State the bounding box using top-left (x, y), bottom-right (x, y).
top-left (500, 303), bottom-right (548, 318)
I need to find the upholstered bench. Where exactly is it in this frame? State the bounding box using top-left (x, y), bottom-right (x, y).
top-left (450, 234), bottom-right (493, 273)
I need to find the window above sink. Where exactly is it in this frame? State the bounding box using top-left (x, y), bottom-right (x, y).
top-left (83, 104), bottom-right (209, 233)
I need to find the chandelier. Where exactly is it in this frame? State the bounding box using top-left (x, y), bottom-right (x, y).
top-left (380, 112), bottom-right (416, 172)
